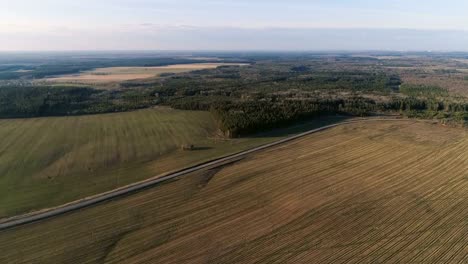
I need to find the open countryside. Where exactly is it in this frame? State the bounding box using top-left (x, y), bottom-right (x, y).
top-left (1, 120), bottom-right (466, 263)
top-left (0, 106), bottom-right (336, 218)
top-left (1, 51), bottom-right (468, 263)
top-left (3, 0), bottom-right (468, 263)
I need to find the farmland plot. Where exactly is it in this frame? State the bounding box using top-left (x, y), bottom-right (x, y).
top-left (0, 107), bottom-right (336, 218)
top-left (46, 63), bottom-right (248, 84)
top-left (1, 120), bottom-right (467, 263)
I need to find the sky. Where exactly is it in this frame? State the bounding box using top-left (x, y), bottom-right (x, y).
top-left (1, 0), bottom-right (468, 51)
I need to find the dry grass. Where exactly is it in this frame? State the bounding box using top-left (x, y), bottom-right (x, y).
top-left (1, 120), bottom-right (467, 263)
top-left (46, 63), bottom-right (247, 84)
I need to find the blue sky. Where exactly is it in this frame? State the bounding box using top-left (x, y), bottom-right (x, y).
top-left (1, 0), bottom-right (468, 50)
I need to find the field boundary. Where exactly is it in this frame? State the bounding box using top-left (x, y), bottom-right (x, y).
top-left (0, 117), bottom-right (425, 231)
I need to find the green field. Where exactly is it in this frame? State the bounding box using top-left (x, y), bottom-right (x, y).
top-left (0, 107), bottom-right (340, 218)
top-left (0, 107), bottom-right (212, 217)
top-left (1, 121), bottom-right (466, 263)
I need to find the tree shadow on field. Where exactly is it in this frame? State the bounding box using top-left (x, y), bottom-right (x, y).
top-left (245, 115), bottom-right (353, 139)
top-left (192, 146), bottom-right (214, 151)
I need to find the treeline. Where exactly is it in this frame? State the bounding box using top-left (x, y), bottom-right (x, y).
top-left (170, 97), bottom-right (384, 137)
top-left (387, 97), bottom-right (468, 112)
top-left (399, 84), bottom-right (449, 97)
top-left (209, 100), bottom-right (364, 137)
top-left (169, 96), bottom-right (468, 137)
top-left (0, 85), bottom-right (155, 118)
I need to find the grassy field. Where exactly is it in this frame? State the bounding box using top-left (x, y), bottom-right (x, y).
top-left (46, 63), bottom-right (247, 84)
top-left (0, 107), bottom-right (340, 218)
top-left (1, 120), bottom-right (466, 263)
top-left (0, 107), bottom-right (216, 217)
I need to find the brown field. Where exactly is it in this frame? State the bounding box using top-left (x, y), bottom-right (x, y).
top-left (1, 120), bottom-right (467, 263)
top-left (2, 107), bottom-right (330, 218)
top-left (46, 63), bottom-right (247, 84)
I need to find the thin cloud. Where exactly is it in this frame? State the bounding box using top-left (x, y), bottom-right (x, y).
top-left (2, 0), bottom-right (468, 50)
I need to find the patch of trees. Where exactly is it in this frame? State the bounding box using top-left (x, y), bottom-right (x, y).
top-left (0, 85), bottom-right (156, 118)
top-left (173, 98), bottom-right (380, 137)
top-left (286, 72), bottom-right (401, 93)
top-left (399, 84), bottom-right (449, 97)
top-left (171, 95), bottom-right (467, 137)
top-left (384, 97), bottom-right (468, 112)
top-left (291, 65), bottom-right (311, 72)
top-left (210, 101), bottom-right (337, 137)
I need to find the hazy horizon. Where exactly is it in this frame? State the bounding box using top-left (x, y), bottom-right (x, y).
top-left (2, 0), bottom-right (468, 51)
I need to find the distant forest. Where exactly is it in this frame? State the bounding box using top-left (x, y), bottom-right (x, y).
top-left (0, 55), bottom-right (467, 136)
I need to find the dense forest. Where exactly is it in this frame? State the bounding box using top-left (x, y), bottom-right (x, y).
top-left (0, 85), bottom-right (155, 117)
top-left (0, 54), bottom-right (467, 136)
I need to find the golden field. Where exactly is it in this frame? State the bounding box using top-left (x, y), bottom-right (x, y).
top-left (46, 63), bottom-right (248, 84)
